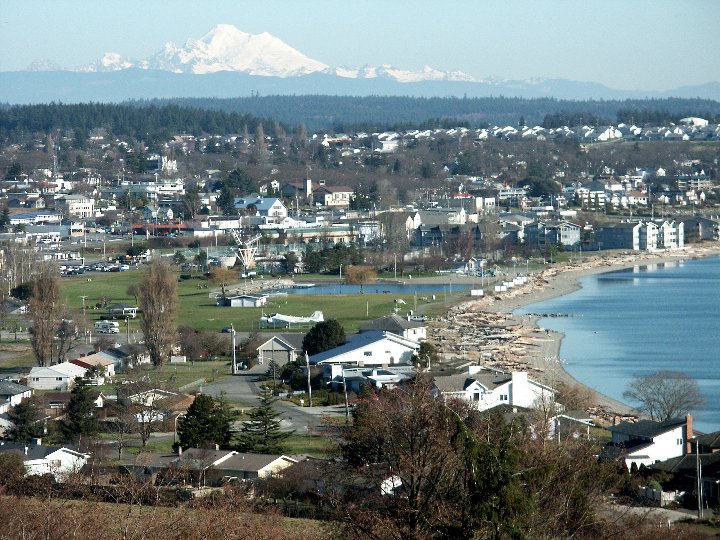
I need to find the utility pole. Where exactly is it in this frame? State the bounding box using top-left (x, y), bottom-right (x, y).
top-left (341, 369), bottom-right (350, 419)
top-left (231, 324), bottom-right (237, 375)
top-left (305, 352), bottom-right (312, 407)
top-left (696, 440), bottom-right (703, 519)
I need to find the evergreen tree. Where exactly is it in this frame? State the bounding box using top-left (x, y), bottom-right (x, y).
top-left (177, 394), bottom-right (234, 450)
top-left (302, 319), bottom-right (346, 356)
top-left (0, 203), bottom-right (10, 230)
top-left (62, 377), bottom-right (98, 442)
top-left (226, 168), bottom-right (257, 194)
top-left (216, 185), bottom-right (237, 216)
top-left (6, 399), bottom-right (44, 442)
top-left (235, 387), bottom-right (291, 454)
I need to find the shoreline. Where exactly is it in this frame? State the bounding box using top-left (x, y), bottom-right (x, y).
top-left (430, 243), bottom-right (720, 424)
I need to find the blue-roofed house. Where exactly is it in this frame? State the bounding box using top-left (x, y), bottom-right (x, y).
top-left (9, 211), bottom-right (63, 225)
top-left (234, 197), bottom-right (287, 224)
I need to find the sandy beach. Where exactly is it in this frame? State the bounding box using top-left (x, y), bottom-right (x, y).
top-left (426, 242), bottom-right (720, 424)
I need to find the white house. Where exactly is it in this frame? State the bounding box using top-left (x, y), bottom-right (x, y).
top-left (0, 381), bottom-right (33, 415)
top-left (58, 194), bottom-right (95, 219)
top-left (234, 197), bottom-right (288, 223)
top-left (606, 416), bottom-right (692, 470)
top-left (0, 441), bottom-right (90, 480)
top-left (310, 330), bottom-right (420, 367)
top-left (70, 351), bottom-right (118, 378)
top-left (27, 362), bottom-right (88, 391)
top-left (434, 367), bottom-right (554, 412)
top-left (256, 334), bottom-right (305, 366)
top-left (217, 294), bottom-right (268, 308)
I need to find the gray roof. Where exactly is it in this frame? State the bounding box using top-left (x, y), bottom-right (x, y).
top-left (174, 448), bottom-right (235, 469)
top-left (0, 442), bottom-right (83, 461)
top-left (214, 453), bottom-right (296, 473)
top-left (696, 431), bottom-right (720, 449)
top-left (609, 417), bottom-right (687, 439)
top-left (434, 371), bottom-right (512, 393)
top-left (0, 380), bottom-right (32, 398)
top-left (650, 453), bottom-right (720, 474)
top-left (265, 333), bottom-right (305, 350)
top-left (433, 374), bottom-right (477, 393)
top-left (360, 314), bottom-right (425, 335)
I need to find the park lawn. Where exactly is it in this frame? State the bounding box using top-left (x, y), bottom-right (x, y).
top-left (283, 434), bottom-right (340, 458)
top-left (122, 437), bottom-right (175, 455)
top-left (0, 343), bottom-right (35, 369)
top-left (113, 360), bottom-right (232, 391)
top-left (59, 270), bottom-right (445, 333)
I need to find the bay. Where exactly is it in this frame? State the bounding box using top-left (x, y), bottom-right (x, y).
top-left (516, 257), bottom-right (720, 433)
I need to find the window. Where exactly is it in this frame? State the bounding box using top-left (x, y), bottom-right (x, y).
top-left (500, 394), bottom-right (508, 401)
top-left (677, 438), bottom-right (683, 445)
top-left (364, 351), bottom-right (372, 357)
top-left (32, 377), bottom-right (40, 382)
top-left (56, 377), bottom-right (64, 381)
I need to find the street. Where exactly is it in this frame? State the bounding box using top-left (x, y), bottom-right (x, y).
top-left (202, 362), bottom-right (346, 434)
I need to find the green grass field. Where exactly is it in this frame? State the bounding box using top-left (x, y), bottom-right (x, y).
top-left (59, 270), bottom-right (462, 333)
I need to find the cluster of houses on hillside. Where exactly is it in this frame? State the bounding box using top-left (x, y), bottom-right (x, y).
top-left (3, 304), bottom-right (718, 505)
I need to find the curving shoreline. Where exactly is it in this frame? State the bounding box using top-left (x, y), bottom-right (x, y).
top-left (428, 242), bottom-right (720, 424)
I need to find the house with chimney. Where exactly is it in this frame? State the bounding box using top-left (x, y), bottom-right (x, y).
top-left (602, 416), bottom-right (693, 470)
top-left (433, 367), bottom-right (554, 412)
top-left (0, 441), bottom-right (90, 480)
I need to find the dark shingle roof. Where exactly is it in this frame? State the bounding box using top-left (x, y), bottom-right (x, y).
top-left (650, 453), bottom-right (720, 474)
top-left (0, 381), bottom-right (31, 397)
top-left (360, 314), bottom-right (425, 335)
top-left (609, 417), bottom-right (687, 439)
top-left (696, 431), bottom-right (720, 450)
top-left (214, 453), bottom-right (296, 473)
top-left (0, 442), bottom-right (82, 461)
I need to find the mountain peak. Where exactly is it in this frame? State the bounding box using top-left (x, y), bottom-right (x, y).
top-left (72, 24), bottom-right (476, 82)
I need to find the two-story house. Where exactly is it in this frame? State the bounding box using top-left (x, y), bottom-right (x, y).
top-left (603, 416), bottom-right (693, 470)
top-left (434, 367), bottom-right (554, 412)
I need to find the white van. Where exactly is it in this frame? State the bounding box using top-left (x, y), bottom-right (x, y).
top-left (94, 321), bottom-right (120, 334)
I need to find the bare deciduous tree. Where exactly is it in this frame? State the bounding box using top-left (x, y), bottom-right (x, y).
top-left (28, 264), bottom-right (62, 366)
top-left (343, 265), bottom-right (377, 293)
top-left (623, 370), bottom-right (705, 422)
top-left (138, 259), bottom-right (177, 367)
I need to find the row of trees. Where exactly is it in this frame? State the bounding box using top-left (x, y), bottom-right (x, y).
top-left (19, 259), bottom-right (178, 368)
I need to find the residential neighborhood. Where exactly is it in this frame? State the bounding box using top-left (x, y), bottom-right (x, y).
top-left (1, 98), bottom-right (719, 539)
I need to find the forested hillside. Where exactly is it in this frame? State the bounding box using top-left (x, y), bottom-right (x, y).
top-left (2, 96), bottom-right (719, 138)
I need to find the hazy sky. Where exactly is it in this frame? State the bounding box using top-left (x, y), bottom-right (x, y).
top-left (1, 0), bottom-right (718, 91)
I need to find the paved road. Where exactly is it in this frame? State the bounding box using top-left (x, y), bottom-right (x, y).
top-left (202, 364), bottom-right (346, 434)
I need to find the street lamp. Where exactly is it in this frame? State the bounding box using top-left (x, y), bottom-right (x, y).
top-left (174, 413), bottom-right (186, 444)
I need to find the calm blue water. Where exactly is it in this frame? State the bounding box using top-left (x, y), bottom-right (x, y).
top-left (516, 257), bottom-right (720, 433)
top-left (276, 283), bottom-right (472, 296)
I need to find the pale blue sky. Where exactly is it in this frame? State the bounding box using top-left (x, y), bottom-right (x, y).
top-left (1, 0), bottom-right (718, 91)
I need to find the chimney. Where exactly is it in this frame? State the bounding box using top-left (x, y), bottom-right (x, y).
top-left (215, 444), bottom-right (220, 451)
top-left (33, 438), bottom-right (42, 446)
top-left (305, 172), bottom-right (312, 200)
top-left (24, 446), bottom-right (29, 455)
top-left (685, 415), bottom-right (693, 454)
top-left (177, 446), bottom-right (182, 456)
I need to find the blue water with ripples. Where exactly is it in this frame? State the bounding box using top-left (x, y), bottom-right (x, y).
top-left (516, 257), bottom-right (720, 432)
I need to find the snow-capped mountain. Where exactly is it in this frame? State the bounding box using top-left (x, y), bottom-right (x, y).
top-left (78, 24), bottom-right (328, 77)
top-left (334, 64), bottom-right (475, 83)
top-left (78, 52), bottom-right (137, 73)
top-left (75, 24), bottom-right (475, 82)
